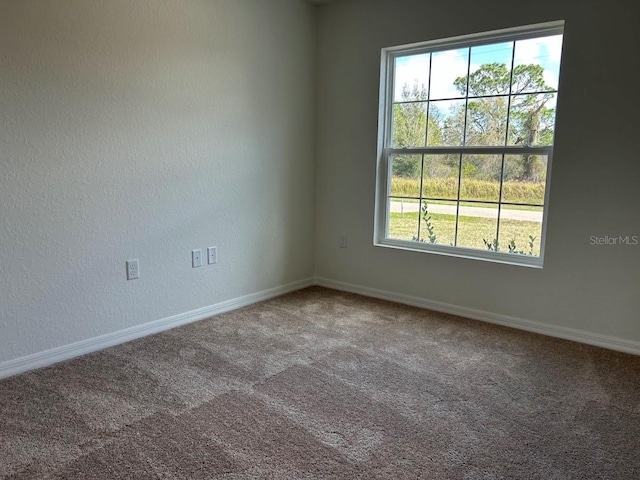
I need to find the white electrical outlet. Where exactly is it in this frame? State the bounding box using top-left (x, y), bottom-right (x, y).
top-left (339, 235), bottom-right (348, 248)
top-left (126, 259), bottom-right (139, 280)
top-left (192, 249), bottom-right (202, 268)
top-left (207, 246), bottom-right (217, 265)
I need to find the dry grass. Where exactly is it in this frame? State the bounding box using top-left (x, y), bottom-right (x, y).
top-left (391, 177), bottom-right (546, 205)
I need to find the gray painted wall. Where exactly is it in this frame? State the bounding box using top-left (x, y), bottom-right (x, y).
top-left (315, 0), bottom-right (640, 340)
top-left (0, 0), bottom-right (316, 363)
top-left (1, 0), bottom-right (638, 367)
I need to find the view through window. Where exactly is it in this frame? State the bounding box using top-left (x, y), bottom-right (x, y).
top-left (376, 22), bottom-right (564, 266)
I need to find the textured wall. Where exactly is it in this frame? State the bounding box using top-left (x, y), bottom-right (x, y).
top-left (315, 0), bottom-right (640, 340)
top-left (0, 0), bottom-right (316, 362)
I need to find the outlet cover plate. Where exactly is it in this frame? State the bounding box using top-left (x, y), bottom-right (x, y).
top-left (207, 247), bottom-right (217, 264)
top-left (126, 259), bottom-right (139, 280)
top-left (192, 249), bottom-right (202, 268)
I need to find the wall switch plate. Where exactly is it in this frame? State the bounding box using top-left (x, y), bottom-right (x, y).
top-left (192, 249), bottom-right (202, 268)
top-left (126, 259), bottom-right (139, 280)
top-left (207, 246), bottom-right (217, 265)
top-left (339, 235), bottom-right (348, 248)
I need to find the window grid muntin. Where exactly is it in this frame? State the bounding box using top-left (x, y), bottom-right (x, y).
top-left (389, 28), bottom-right (562, 149)
top-left (494, 44), bottom-right (517, 244)
top-left (393, 87), bottom-right (558, 106)
top-left (378, 21), bottom-right (562, 264)
top-left (387, 24), bottom-right (563, 66)
top-left (389, 196), bottom-right (545, 209)
top-left (386, 150), bottom-right (550, 254)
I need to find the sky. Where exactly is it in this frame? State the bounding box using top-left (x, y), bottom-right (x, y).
top-left (394, 34), bottom-right (564, 103)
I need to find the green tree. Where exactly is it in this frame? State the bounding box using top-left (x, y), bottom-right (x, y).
top-left (392, 81), bottom-right (443, 178)
top-left (453, 63), bottom-right (510, 149)
top-left (452, 63), bottom-right (555, 181)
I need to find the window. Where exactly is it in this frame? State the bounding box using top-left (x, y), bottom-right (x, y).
top-left (374, 21), bottom-right (564, 267)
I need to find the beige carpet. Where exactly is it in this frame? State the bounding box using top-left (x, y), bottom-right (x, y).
top-left (1, 287), bottom-right (639, 479)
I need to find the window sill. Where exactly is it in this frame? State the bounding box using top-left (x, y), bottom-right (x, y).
top-left (375, 238), bottom-right (544, 269)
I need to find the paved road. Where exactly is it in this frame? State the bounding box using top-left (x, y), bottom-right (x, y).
top-left (390, 201), bottom-right (542, 222)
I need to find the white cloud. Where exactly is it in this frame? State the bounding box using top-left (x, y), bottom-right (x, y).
top-left (393, 35), bottom-right (563, 101)
top-left (394, 53), bottom-right (430, 101)
top-left (394, 49), bottom-right (470, 101)
top-left (514, 35), bottom-right (563, 89)
top-left (429, 49), bottom-right (469, 99)
top-left (545, 35), bottom-right (564, 63)
top-left (543, 70), bottom-right (559, 90)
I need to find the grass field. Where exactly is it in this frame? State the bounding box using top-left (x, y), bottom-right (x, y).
top-left (389, 211), bottom-right (542, 255)
top-left (391, 177), bottom-right (546, 205)
top-left (392, 198), bottom-right (542, 212)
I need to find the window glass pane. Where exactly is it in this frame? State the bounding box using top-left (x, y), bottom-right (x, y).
top-left (422, 154), bottom-right (460, 199)
top-left (502, 155), bottom-right (548, 203)
top-left (456, 202), bottom-right (499, 250)
top-left (498, 206), bottom-right (544, 256)
top-left (429, 48), bottom-right (470, 100)
top-left (393, 102), bottom-right (427, 147)
top-left (459, 154), bottom-right (502, 202)
top-left (419, 200), bottom-right (457, 246)
top-left (427, 99), bottom-right (465, 146)
top-left (468, 42), bottom-right (514, 96)
top-left (390, 155), bottom-right (422, 197)
top-left (464, 97), bottom-right (509, 146)
top-left (394, 53), bottom-right (430, 102)
top-left (388, 198), bottom-right (419, 241)
top-left (380, 25), bottom-right (563, 262)
top-left (507, 93), bottom-right (557, 146)
top-left (512, 35), bottom-right (563, 94)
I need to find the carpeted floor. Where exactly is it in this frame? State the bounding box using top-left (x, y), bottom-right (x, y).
top-left (1, 287), bottom-right (639, 479)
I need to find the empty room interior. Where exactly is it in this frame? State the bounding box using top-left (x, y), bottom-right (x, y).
top-left (1, 0), bottom-right (639, 478)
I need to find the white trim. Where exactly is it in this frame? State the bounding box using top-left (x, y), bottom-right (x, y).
top-left (386, 146), bottom-right (552, 155)
top-left (375, 21), bottom-right (565, 268)
top-left (375, 239), bottom-right (544, 268)
top-left (0, 278), bottom-right (314, 380)
top-left (3, 274), bottom-right (637, 380)
top-left (384, 20), bottom-right (564, 57)
top-left (314, 277), bottom-right (640, 356)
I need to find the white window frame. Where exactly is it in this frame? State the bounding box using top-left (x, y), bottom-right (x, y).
top-left (374, 21), bottom-right (564, 268)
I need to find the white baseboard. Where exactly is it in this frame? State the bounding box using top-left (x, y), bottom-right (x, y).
top-left (314, 276), bottom-right (640, 356)
top-left (2, 275), bottom-right (637, 380)
top-left (0, 278), bottom-right (314, 380)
